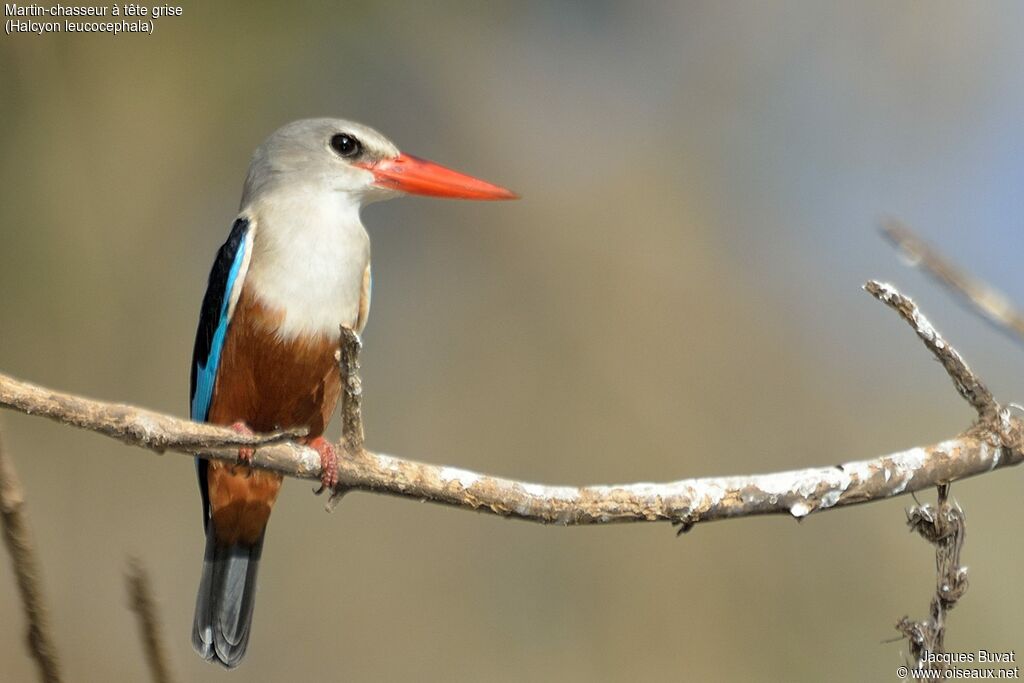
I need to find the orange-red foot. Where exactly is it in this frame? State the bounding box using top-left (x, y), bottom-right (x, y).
top-left (310, 437), bottom-right (338, 493)
top-left (230, 421), bottom-right (255, 465)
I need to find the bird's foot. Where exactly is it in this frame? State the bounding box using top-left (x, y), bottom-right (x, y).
top-left (230, 422), bottom-right (255, 466)
top-left (310, 437), bottom-right (339, 494)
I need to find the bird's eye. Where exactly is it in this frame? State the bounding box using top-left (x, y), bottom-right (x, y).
top-left (330, 133), bottom-right (362, 158)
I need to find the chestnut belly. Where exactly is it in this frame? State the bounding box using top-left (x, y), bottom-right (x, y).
top-left (205, 288), bottom-right (342, 544)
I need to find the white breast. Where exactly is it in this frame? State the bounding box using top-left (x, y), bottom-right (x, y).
top-left (243, 186), bottom-right (370, 340)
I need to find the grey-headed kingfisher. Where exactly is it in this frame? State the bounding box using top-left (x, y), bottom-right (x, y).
top-left (189, 118), bottom-right (516, 667)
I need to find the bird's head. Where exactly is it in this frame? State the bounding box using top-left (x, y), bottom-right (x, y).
top-left (241, 118), bottom-right (517, 208)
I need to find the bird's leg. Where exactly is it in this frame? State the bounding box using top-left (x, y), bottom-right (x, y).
top-left (230, 421), bottom-right (255, 466)
top-left (310, 437), bottom-right (339, 494)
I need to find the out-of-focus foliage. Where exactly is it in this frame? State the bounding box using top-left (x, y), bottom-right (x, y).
top-left (2, 2), bottom-right (1023, 681)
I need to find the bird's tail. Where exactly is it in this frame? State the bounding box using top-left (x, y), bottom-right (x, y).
top-left (191, 526), bottom-right (265, 668)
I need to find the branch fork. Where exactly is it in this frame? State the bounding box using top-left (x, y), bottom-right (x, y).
top-left (2, 220), bottom-right (1021, 682)
top-left (0, 282), bottom-right (1020, 530)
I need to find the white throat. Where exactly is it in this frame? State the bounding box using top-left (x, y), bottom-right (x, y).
top-left (243, 186), bottom-right (370, 340)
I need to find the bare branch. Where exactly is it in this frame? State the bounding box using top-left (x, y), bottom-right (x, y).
top-left (337, 326), bottom-right (365, 456)
top-left (0, 283), bottom-right (1020, 529)
top-left (896, 485), bottom-right (969, 681)
top-left (126, 558), bottom-right (176, 683)
top-left (865, 280), bottom-right (998, 418)
top-left (881, 220), bottom-right (1024, 344)
top-left (0, 372), bottom-right (324, 478)
top-left (0, 375), bottom-right (305, 452)
top-left (327, 326), bottom-right (365, 509)
top-left (0, 428), bottom-right (63, 683)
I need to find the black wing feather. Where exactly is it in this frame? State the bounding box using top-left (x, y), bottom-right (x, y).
top-left (190, 217), bottom-right (250, 528)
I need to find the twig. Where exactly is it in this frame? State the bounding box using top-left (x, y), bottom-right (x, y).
top-left (338, 326), bottom-right (366, 456)
top-left (327, 326), bottom-right (365, 510)
top-left (867, 273), bottom-right (980, 676)
top-left (0, 428), bottom-right (63, 683)
top-left (865, 280), bottom-right (998, 418)
top-left (126, 558), bottom-right (176, 683)
top-left (0, 283), bottom-right (1020, 529)
top-left (0, 375), bottom-right (305, 452)
top-left (895, 485), bottom-right (968, 682)
top-left (881, 220), bottom-right (1024, 344)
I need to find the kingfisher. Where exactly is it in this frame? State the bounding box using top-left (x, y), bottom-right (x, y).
top-left (189, 118), bottom-right (516, 668)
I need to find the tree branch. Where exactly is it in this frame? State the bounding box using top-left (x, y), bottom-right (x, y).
top-left (326, 326), bottom-right (363, 508)
top-left (896, 485), bottom-right (968, 682)
top-left (0, 428), bottom-right (63, 683)
top-left (126, 558), bottom-right (176, 683)
top-left (0, 282), bottom-right (1020, 529)
top-left (864, 280), bottom-right (998, 418)
top-left (881, 220), bottom-right (1024, 345)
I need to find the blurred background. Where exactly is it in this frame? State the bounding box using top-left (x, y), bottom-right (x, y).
top-left (2, 2), bottom-right (1024, 681)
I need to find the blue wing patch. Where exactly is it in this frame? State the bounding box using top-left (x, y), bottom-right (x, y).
top-left (190, 217), bottom-right (250, 527)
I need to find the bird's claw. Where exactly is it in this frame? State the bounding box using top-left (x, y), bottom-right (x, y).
top-left (230, 421), bottom-right (255, 466)
top-left (310, 437), bottom-right (339, 494)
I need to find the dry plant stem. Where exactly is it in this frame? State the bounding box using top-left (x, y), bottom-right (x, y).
top-left (866, 275), bottom-right (977, 675)
top-left (0, 282), bottom-right (1020, 528)
top-left (338, 327), bottom-right (365, 456)
top-left (0, 370), bottom-right (1019, 525)
top-left (864, 280), bottom-right (998, 418)
top-left (327, 327), bottom-right (365, 510)
top-left (0, 375), bottom-right (305, 452)
top-left (881, 220), bottom-right (1024, 344)
top-left (126, 559), bottom-right (176, 683)
top-left (896, 485), bottom-right (968, 682)
top-left (0, 430), bottom-right (63, 683)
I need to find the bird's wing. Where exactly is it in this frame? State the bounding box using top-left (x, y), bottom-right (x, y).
top-left (190, 216), bottom-right (254, 527)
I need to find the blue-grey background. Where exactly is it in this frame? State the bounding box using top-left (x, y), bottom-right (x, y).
top-left (1, 2), bottom-right (1022, 681)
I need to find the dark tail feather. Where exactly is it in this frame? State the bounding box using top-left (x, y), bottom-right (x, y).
top-left (192, 527), bottom-right (265, 668)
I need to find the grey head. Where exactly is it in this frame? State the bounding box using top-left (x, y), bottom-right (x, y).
top-left (240, 117), bottom-right (518, 209)
top-left (240, 118), bottom-right (401, 208)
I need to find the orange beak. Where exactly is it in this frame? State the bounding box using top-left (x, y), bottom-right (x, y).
top-left (357, 153), bottom-right (518, 200)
